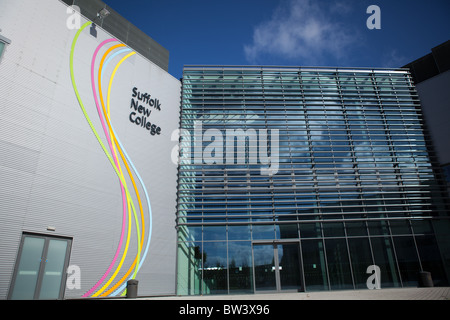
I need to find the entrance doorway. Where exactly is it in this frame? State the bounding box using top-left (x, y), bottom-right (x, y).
top-left (253, 242), bottom-right (302, 292)
top-left (8, 233), bottom-right (72, 300)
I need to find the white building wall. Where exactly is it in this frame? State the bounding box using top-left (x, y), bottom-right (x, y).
top-left (0, 0), bottom-right (180, 299)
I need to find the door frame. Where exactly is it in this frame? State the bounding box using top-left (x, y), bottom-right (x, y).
top-left (251, 240), bottom-right (304, 293)
top-left (8, 232), bottom-right (73, 300)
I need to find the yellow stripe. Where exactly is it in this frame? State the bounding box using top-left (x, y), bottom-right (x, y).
top-left (71, 23), bottom-right (145, 298)
top-left (91, 45), bottom-right (134, 297)
top-left (94, 50), bottom-right (146, 297)
top-left (106, 53), bottom-right (144, 274)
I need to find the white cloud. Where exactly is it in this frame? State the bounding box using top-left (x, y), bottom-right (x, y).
top-left (381, 49), bottom-right (408, 68)
top-left (244, 0), bottom-right (357, 64)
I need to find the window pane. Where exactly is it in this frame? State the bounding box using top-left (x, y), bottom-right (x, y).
top-left (323, 222), bottom-right (345, 237)
top-left (345, 221), bottom-right (368, 237)
top-left (203, 226), bottom-right (226, 241)
top-left (276, 224), bottom-right (299, 239)
top-left (39, 239), bottom-right (68, 300)
top-left (412, 220), bottom-right (433, 234)
top-left (300, 221), bottom-right (322, 238)
top-left (393, 236), bottom-right (421, 287)
top-left (252, 225), bottom-right (275, 240)
top-left (390, 220), bottom-right (412, 235)
top-left (301, 239), bottom-right (328, 291)
top-left (177, 242), bottom-right (202, 295)
top-left (348, 238), bottom-right (373, 289)
top-left (278, 244), bottom-right (302, 290)
top-left (10, 237), bottom-right (45, 300)
top-left (368, 220), bottom-right (390, 236)
top-left (228, 225), bottom-right (251, 241)
top-left (178, 225), bottom-right (202, 242)
top-left (415, 235), bottom-right (447, 286)
top-left (325, 239), bottom-right (353, 290)
top-left (253, 244), bottom-right (277, 291)
top-left (371, 237), bottom-right (401, 288)
top-left (202, 242), bottom-right (228, 294)
top-left (228, 241), bottom-right (253, 293)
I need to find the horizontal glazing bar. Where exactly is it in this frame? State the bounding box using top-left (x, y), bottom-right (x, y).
top-left (176, 216), bottom-right (448, 227)
top-left (177, 66), bottom-right (447, 234)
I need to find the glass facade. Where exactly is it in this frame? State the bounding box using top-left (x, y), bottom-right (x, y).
top-left (176, 66), bottom-right (449, 295)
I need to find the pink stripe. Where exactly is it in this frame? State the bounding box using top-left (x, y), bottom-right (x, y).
top-left (82, 38), bottom-right (127, 297)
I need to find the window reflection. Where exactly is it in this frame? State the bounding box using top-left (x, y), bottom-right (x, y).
top-left (393, 237), bottom-right (421, 287)
top-left (177, 67), bottom-right (447, 295)
top-left (326, 239), bottom-right (353, 290)
top-left (228, 241), bottom-right (253, 293)
top-left (202, 242), bottom-right (228, 294)
top-left (302, 239), bottom-right (329, 291)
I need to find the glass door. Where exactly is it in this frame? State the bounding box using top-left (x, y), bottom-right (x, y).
top-left (253, 242), bottom-right (302, 292)
top-left (9, 234), bottom-right (72, 300)
top-left (278, 243), bottom-right (302, 290)
top-left (8, 236), bottom-right (45, 300)
top-left (253, 244), bottom-right (277, 291)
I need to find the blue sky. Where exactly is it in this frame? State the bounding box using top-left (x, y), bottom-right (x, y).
top-left (103, 0), bottom-right (450, 80)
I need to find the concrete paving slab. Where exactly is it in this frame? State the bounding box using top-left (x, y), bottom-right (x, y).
top-left (137, 287), bottom-right (450, 300)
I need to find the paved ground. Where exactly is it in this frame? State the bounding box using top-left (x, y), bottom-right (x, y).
top-left (137, 287), bottom-right (450, 300)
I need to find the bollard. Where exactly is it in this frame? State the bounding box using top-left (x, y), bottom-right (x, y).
top-left (126, 279), bottom-right (139, 298)
top-left (418, 271), bottom-right (433, 287)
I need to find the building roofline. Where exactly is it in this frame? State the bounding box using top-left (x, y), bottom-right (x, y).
top-left (60, 0), bottom-right (169, 72)
top-left (183, 65), bottom-right (411, 73)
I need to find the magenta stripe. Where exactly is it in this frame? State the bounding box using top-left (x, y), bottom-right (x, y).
top-left (82, 38), bottom-right (127, 297)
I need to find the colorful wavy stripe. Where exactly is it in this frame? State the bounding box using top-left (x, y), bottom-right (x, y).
top-left (70, 22), bottom-right (152, 298)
